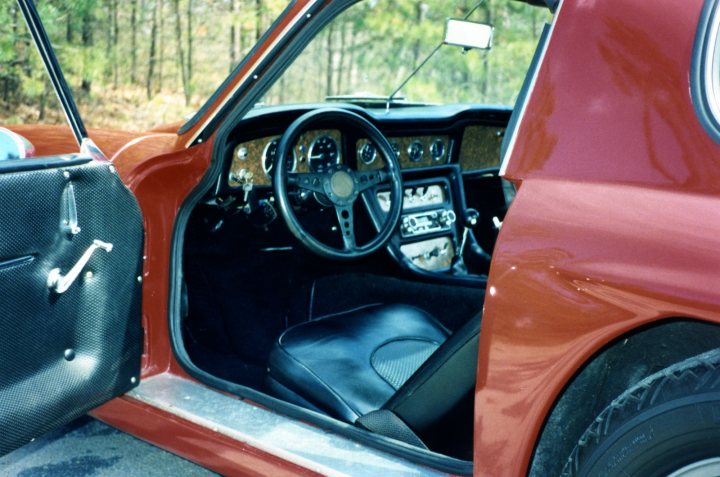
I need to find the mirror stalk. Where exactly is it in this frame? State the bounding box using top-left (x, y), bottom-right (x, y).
top-left (386, 44), bottom-right (443, 111)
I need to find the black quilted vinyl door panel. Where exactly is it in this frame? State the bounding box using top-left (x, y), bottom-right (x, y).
top-left (0, 157), bottom-right (144, 455)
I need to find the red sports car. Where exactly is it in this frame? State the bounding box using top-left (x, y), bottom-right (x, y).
top-left (1, 0), bottom-right (719, 475)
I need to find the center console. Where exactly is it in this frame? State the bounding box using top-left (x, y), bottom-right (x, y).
top-left (366, 164), bottom-right (486, 286)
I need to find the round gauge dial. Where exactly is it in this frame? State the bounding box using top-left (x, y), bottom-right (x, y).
top-left (390, 141), bottom-right (401, 159)
top-left (359, 142), bottom-right (377, 165)
top-left (262, 139), bottom-right (297, 176)
top-left (430, 139), bottom-right (446, 162)
top-left (407, 140), bottom-right (424, 163)
top-left (308, 135), bottom-right (340, 172)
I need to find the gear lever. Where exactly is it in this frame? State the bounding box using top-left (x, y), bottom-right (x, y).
top-left (458, 208), bottom-right (480, 257)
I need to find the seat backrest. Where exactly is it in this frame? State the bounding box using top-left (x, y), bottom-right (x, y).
top-left (383, 313), bottom-right (481, 432)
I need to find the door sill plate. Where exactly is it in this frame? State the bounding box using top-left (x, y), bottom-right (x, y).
top-left (128, 373), bottom-right (446, 477)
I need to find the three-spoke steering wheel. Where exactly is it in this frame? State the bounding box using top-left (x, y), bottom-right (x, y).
top-left (273, 108), bottom-right (403, 260)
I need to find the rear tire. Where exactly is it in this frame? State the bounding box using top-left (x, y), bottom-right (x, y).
top-left (561, 349), bottom-right (720, 477)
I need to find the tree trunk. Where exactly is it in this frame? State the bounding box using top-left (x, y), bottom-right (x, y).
top-left (131, 0), bottom-right (138, 84)
top-left (479, 2), bottom-right (492, 100)
top-left (5, 5), bottom-right (19, 104)
top-left (325, 24), bottom-right (334, 98)
top-left (187, 0), bottom-right (193, 95)
top-left (336, 21), bottom-right (346, 94)
top-left (255, 0), bottom-right (263, 41)
top-left (412, 2), bottom-right (427, 67)
top-left (112, 0), bottom-right (119, 88)
top-left (38, 79), bottom-right (51, 121)
top-left (173, 0), bottom-right (190, 105)
top-left (146, 0), bottom-right (158, 100)
top-left (229, 0), bottom-right (237, 74)
top-left (66, 14), bottom-right (74, 43)
top-left (158, 0), bottom-right (165, 92)
top-left (81, 9), bottom-right (94, 96)
top-left (346, 23), bottom-right (355, 95)
top-left (105, 0), bottom-right (112, 81)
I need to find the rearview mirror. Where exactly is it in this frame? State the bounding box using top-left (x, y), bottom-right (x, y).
top-left (444, 19), bottom-right (493, 50)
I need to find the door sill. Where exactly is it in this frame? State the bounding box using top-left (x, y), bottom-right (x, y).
top-left (128, 373), bottom-right (450, 477)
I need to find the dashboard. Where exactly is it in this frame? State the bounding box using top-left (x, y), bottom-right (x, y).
top-left (218, 104), bottom-right (510, 283)
top-left (227, 128), bottom-right (504, 188)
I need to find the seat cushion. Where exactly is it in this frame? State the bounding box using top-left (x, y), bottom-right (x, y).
top-left (266, 304), bottom-right (449, 422)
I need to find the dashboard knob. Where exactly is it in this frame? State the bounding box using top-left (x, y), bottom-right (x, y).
top-left (402, 216), bottom-right (418, 234)
top-left (439, 210), bottom-right (457, 227)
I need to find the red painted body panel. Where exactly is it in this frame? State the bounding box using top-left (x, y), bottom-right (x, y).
top-left (6, 0), bottom-right (720, 475)
top-left (112, 134), bottom-right (214, 378)
top-left (92, 393), bottom-right (320, 477)
top-left (477, 0), bottom-right (720, 475)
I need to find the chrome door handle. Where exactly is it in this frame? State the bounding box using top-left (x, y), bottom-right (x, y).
top-left (47, 240), bottom-right (113, 294)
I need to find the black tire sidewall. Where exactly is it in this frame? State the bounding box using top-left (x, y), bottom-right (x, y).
top-left (581, 393), bottom-right (720, 477)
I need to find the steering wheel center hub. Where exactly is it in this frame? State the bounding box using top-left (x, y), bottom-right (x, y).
top-left (330, 170), bottom-right (355, 199)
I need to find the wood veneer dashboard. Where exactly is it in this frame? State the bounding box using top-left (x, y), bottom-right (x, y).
top-left (226, 122), bottom-right (505, 190)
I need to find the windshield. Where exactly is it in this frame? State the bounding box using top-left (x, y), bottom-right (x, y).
top-left (261, 0), bottom-right (550, 107)
top-left (0, 0), bottom-right (547, 133)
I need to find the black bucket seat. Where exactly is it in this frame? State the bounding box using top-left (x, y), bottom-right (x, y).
top-left (266, 303), bottom-right (480, 446)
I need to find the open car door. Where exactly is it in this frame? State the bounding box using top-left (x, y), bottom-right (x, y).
top-left (0, 0), bottom-right (144, 455)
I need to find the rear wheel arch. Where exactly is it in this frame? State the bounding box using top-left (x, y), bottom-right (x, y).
top-left (528, 318), bottom-right (720, 477)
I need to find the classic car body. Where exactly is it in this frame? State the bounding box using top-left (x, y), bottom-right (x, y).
top-left (2, 0), bottom-right (720, 475)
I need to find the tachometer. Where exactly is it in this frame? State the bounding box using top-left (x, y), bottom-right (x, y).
top-left (262, 138), bottom-right (297, 176)
top-left (308, 135), bottom-right (340, 172)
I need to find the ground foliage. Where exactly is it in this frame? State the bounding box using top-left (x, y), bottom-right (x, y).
top-left (0, 0), bottom-right (548, 132)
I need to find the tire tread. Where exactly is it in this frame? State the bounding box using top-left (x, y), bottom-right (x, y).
top-left (561, 349), bottom-right (720, 476)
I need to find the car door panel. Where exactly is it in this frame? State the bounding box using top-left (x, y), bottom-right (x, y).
top-left (0, 156), bottom-right (143, 455)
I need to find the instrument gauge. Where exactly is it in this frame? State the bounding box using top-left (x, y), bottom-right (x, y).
top-left (430, 139), bottom-right (446, 162)
top-left (407, 140), bottom-right (424, 163)
top-left (308, 136), bottom-right (340, 172)
top-left (390, 141), bottom-right (401, 159)
top-left (359, 142), bottom-right (377, 165)
top-left (262, 138), bottom-right (297, 176)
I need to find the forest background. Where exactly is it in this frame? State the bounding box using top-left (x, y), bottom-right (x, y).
top-left (0, 0), bottom-right (548, 132)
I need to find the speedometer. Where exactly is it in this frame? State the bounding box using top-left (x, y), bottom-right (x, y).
top-left (308, 136), bottom-right (340, 172)
top-left (262, 138), bottom-right (297, 176)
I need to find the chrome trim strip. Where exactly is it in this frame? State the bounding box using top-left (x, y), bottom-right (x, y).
top-left (499, 0), bottom-right (564, 177)
top-left (0, 255), bottom-right (34, 272)
top-left (260, 246), bottom-right (294, 252)
top-left (128, 374), bottom-right (448, 477)
top-left (185, 1), bottom-right (319, 149)
top-left (704, 1), bottom-right (720, 123)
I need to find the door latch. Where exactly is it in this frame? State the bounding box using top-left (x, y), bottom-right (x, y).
top-left (47, 240), bottom-right (113, 294)
top-left (61, 182), bottom-right (81, 237)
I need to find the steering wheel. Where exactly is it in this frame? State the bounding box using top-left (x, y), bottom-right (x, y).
top-left (273, 108), bottom-right (403, 260)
